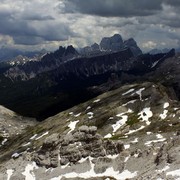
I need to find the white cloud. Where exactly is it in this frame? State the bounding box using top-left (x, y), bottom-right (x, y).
top-left (0, 0), bottom-right (179, 51)
top-left (142, 41), bottom-right (157, 49)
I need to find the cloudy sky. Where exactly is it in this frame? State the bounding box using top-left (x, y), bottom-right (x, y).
top-left (0, 0), bottom-right (180, 52)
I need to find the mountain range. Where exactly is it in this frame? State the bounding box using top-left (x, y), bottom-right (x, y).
top-left (0, 34), bottom-right (180, 179)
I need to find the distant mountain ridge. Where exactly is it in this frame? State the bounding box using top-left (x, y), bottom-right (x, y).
top-left (0, 47), bottom-right (47, 62)
top-left (80, 34), bottom-right (142, 57)
top-left (0, 33), bottom-right (177, 120)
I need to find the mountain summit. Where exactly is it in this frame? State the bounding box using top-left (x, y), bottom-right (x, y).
top-left (80, 34), bottom-right (142, 57)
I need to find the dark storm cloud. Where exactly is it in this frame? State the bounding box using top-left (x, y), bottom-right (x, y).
top-left (0, 5), bottom-right (76, 45)
top-left (23, 15), bottom-right (55, 21)
top-left (165, 0), bottom-right (180, 6)
top-left (62, 0), bottom-right (163, 17)
top-left (13, 36), bottom-right (44, 45)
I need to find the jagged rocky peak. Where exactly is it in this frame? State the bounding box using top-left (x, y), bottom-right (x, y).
top-left (54, 45), bottom-right (79, 58)
top-left (91, 43), bottom-right (100, 51)
top-left (80, 34), bottom-right (142, 57)
top-left (65, 45), bottom-right (79, 56)
top-left (100, 34), bottom-right (124, 51)
top-left (124, 38), bottom-right (142, 56)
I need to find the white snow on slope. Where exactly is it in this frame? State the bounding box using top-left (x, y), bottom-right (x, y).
top-left (160, 102), bottom-right (169, 119)
top-left (50, 157), bottom-right (137, 180)
top-left (22, 162), bottom-right (38, 180)
top-left (104, 133), bottom-right (112, 138)
top-left (122, 100), bottom-right (137, 106)
top-left (12, 152), bottom-right (20, 158)
top-left (93, 99), bottom-right (101, 103)
top-left (138, 107), bottom-right (153, 125)
top-left (112, 115), bottom-right (128, 133)
top-left (124, 144), bottom-right (130, 149)
top-left (7, 169), bottom-right (14, 180)
top-left (68, 120), bottom-right (79, 134)
top-left (166, 169), bottom-right (180, 178)
top-left (30, 134), bottom-right (37, 140)
top-left (157, 165), bottom-right (170, 173)
top-left (156, 134), bottom-right (163, 139)
top-left (164, 102), bottom-right (169, 109)
top-left (122, 89), bottom-right (135, 96)
top-left (131, 138), bottom-right (138, 143)
top-left (87, 112), bottom-right (94, 119)
top-left (86, 106), bottom-right (91, 110)
top-left (2, 138), bottom-right (7, 145)
top-left (22, 142), bottom-right (31, 147)
top-left (145, 138), bottom-right (166, 146)
top-left (160, 110), bottom-right (168, 119)
top-left (136, 88), bottom-right (145, 100)
top-left (126, 126), bottom-right (145, 135)
top-left (35, 132), bottom-right (49, 140)
top-left (151, 60), bottom-right (160, 68)
top-left (74, 113), bottom-right (81, 117)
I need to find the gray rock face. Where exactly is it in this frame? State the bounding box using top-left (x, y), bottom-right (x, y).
top-left (100, 34), bottom-right (124, 51)
top-left (59, 126), bottom-right (124, 164)
top-left (155, 136), bottom-right (180, 166)
top-left (34, 133), bottom-right (60, 168)
top-left (80, 34), bottom-right (142, 57)
top-left (124, 38), bottom-right (142, 56)
top-left (33, 126), bottom-right (124, 168)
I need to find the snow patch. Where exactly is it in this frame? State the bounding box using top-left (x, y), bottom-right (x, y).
top-left (107, 154), bottom-right (119, 159)
top-left (164, 102), bottom-right (169, 109)
top-left (138, 107), bottom-right (153, 125)
top-left (166, 169), bottom-right (180, 177)
top-left (124, 155), bottom-right (130, 162)
top-left (124, 144), bottom-right (130, 149)
top-left (22, 162), bottom-right (38, 180)
top-left (156, 134), bottom-right (163, 139)
top-left (131, 138), bottom-right (138, 143)
top-left (122, 88), bottom-right (135, 96)
top-left (126, 126), bottom-right (145, 135)
top-left (68, 120), bottom-right (79, 134)
top-left (86, 106), bottom-right (91, 110)
top-left (35, 132), bottom-right (49, 140)
top-left (104, 133), bottom-right (112, 138)
top-left (22, 142), bottom-right (31, 147)
top-left (157, 165), bottom-right (170, 173)
top-left (145, 138), bottom-right (166, 146)
top-left (87, 112), bottom-right (94, 119)
top-left (74, 113), bottom-right (81, 117)
top-left (146, 132), bottom-right (152, 135)
top-left (51, 157), bottom-right (137, 180)
top-left (133, 88), bottom-right (145, 100)
top-left (151, 60), bottom-right (160, 68)
top-left (122, 100), bottom-right (137, 106)
top-left (12, 152), bottom-right (20, 158)
top-left (30, 134), bottom-right (37, 140)
top-left (93, 99), bottom-right (101, 103)
top-left (2, 138), bottom-right (7, 145)
top-left (160, 110), bottom-right (168, 119)
top-left (7, 169), bottom-right (14, 180)
top-left (112, 115), bottom-right (128, 133)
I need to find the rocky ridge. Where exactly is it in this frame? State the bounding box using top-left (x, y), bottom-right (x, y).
top-left (0, 105), bottom-right (36, 148)
top-left (80, 34), bottom-right (142, 57)
top-left (0, 81), bottom-right (180, 179)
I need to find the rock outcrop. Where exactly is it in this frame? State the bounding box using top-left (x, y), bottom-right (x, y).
top-left (34, 126), bottom-right (124, 168)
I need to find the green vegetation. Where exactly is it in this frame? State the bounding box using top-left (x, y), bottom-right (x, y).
top-left (126, 114), bottom-right (139, 126)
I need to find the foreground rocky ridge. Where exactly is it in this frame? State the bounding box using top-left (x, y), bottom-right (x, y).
top-left (0, 81), bottom-right (180, 179)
